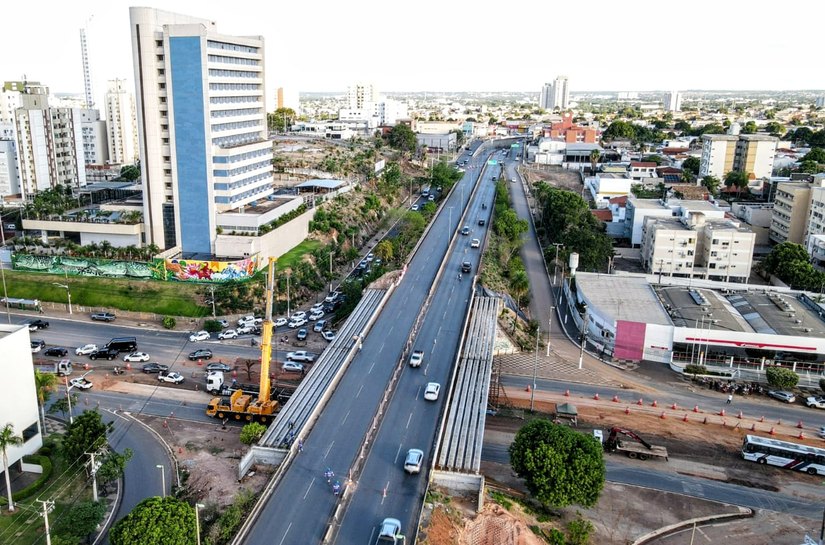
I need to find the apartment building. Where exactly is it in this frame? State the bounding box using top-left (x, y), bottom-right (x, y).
top-left (664, 90), bottom-right (682, 112)
top-left (539, 76), bottom-right (569, 110)
top-left (542, 112), bottom-right (596, 143)
top-left (804, 175), bottom-right (825, 257)
top-left (0, 139), bottom-right (20, 197)
top-left (105, 79), bottom-right (138, 164)
top-left (641, 212), bottom-right (755, 282)
top-left (699, 133), bottom-right (778, 180)
top-left (347, 82), bottom-right (378, 110)
top-left (624, 197), bottom-right (726, 246)
top-left (769, 181), bottom-right (812, 245)
top-left (80, 109), bottom-right (109, 165)
top-left (130, 7), bottom-right (273, 255)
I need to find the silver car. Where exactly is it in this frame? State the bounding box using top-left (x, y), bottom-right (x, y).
top-left (404, 449), bottom-right (423, 474)
top-left (767, 390), bottom-right (796, 403)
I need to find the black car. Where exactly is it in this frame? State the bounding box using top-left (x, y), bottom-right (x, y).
top-left (89, 348), bottom-right (119, 361)
top-left (188, 348), bottom-right (213, 361)
top-left (27, 319), bottom-right (50, 331)
top-left (142, 362), bottom-right (170, 374)
top-left (205, 362), bottom-right (232, 372)
top-left (91, 312), bottom-right (116, 322)
top-left (478, 219), bottom-right (486, 226)
top-left (44, 347), bottom-right (68, 358)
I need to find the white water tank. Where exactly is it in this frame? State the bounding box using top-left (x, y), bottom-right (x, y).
top-left (569, 252), bottom-right (579, 276)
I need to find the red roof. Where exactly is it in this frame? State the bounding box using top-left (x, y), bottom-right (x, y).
top-left (631, 162), bottom-right (658, 168)
top-left (608, 195), bottom-right (627, 205)
top-left (591, 209), bottom-right (613, 222)
top-left (657, 166), bottom-right (682, 174)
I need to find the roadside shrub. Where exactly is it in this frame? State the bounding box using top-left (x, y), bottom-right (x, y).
top-left (0, 455), bottom-right (52, 504)
top-left (765, 366), bottom-right (799, 390)
top-left (203, 319), bottom-right (224, 333)
top-left (239, 422), bottom-right (266, 445)
top-left (684, 364), bottom-right (707, 376)
top-left (566, 516), bottom-right (594, 545)
top-left (162, 316), bottom-right (176, 329)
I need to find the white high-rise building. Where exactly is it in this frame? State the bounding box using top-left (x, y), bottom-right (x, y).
top-left (130, 7), bottom-right (273, 254)
top-left (539, 76), bottom-right (569, 110)
top-left (347, 82), bottom-right (378, 110)
top-left (699, 134), bottom-right (778, 180)
top-left (105, 79), bottom-right (138, 164)
top-left (0, 140), bottom-right (21, 197)
top-left (664, 90), bottom-right (682, 112)
top-left (80, 109), bottom-right (108, 165)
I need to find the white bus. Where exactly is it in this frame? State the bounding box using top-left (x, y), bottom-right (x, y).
top-left (741, 435), bottom-right (825, 476)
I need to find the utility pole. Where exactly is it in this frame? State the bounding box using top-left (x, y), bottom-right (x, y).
top-left (86, 452), bottom-right (98, 502)
top-left (530, 328), bottom-right (539, 412)
top-left (546, 307), bottom-right (554, 357)
top-left (65, 377), bottom-right (74, 424)
top-left (37, 499), bottom-right (54, 545)
top-left (286, 275), bottom-right (291, 318)
top-left (552, 243), bottom-right (563, 285)
top-left (0, 220), bottom-right (10, 324)
top-left (210, 286), bottom-right (216, 318)
top-left (329, 251), bottom-right (334, 294)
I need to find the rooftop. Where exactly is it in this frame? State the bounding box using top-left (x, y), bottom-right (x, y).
top-left (295, 179), bottom-right (348, 190)
top-left (575, 273), bottom-right (672, 325)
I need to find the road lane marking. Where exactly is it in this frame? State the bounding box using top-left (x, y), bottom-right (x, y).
top-left (303, 478), bottom-right (315, 500)
top-left (406, 412), bottom-right (413, 429)
top-left (356, 384), bottom-right (364, 398)
top-left (394, 443), bottom-right (402, 463)
top-left (381, 481), bottom-right (390, 504)
top-left (415, 385), bottom-right (422, 400)
top-left (341, 410), bottom-right (350, 425)
top-left (324, 441), bottom-right (335, 460)
top-left (369, 361), bottom-right (376, 373)
top-left (277, 523), bottom-right (292, 545)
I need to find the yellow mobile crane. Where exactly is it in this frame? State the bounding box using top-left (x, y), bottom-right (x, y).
top-left (206, 257), bottom-right (278, 422)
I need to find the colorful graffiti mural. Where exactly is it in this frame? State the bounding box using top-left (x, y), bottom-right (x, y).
top-left (152, 256), bottom-right (258, 282)
top-left (12, 253), bottom-right (258, 283)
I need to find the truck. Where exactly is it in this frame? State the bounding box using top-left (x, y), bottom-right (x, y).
top-left (601, 427), bottom-right (668, 461)
top-left (35, 359), bottom-right (73, 376)
top-left (206, 371), bottom-right (261, 396)
top-left (206, 257), bottom-right (280, 423)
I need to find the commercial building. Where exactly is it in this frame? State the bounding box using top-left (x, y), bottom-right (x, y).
top-left (584, 173), bottom-right (632, 209)
top-left (130, 7), bottom-right (274, 255)
top-left (0, 324), bottom-right (43, 482)
top-left (769, 181), bottom-right (812, 245)
top-left (105, 79), bottom-right (138, 164)
top-left (624, 197), bottom-right (727, 247)
top-left (663, 90), bottom-right (682, 112)
top-left (542, 112), bottom-right (596, 143)
top-left (539, 76), bottom-right (569, 111)
top-left (699, 134), bottom-right (778, 180)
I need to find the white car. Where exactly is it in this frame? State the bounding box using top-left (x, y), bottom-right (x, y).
top-left (282, 361), bottom-right (304, 372)
top-left (404, 449), bottom-right (424, 474)
top-left (123, 352), bottom-right (150, 363)
top-left (238, 315), bottom-right (262, 327)
top-left (75, 344), bottom-right (98, 356)
top-left (69, 377), bottom-right (94, 390)
top-left (409, 350), bottom-right (424, 368)
top-left (286, 350), bottom-right (315, 362)
top-left (424, 382), bottom-right (441, 401)
top-left (274, 317), bottom-right (288, 328)
top-left (288, 317), bottom-right (307, 329)
top-left (310, 302), bottom-right (325, 313)
top-left (470, 238), bottom-right (480, 249)
top-left (411, 204), bottom-right (419, 211)
top-left (236, 325), bottom-right (254, 335)
top-left (314, 320), bottom-right (327, 332)
top-left (309, 309), bottom-right (325, 321)
top-left (218, 329), bottom-right (239, 340)
top-left (324, 291), bottom-right (341, 303)
top-left (805, 396), bottom-right (825, 409)
top-left (217, 319), bottom-right (229, 328)
top-left (189, 330), bottom-right (211, 342)
top-left (322, 330), bottom-right (336, 342)
top-left (290, 311), bottom-right (307, 321)
top-left (158, 372), bottom-right (184, 384)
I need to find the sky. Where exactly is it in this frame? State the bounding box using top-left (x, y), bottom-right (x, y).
top-left (2, 0), bottom-right (823, 110)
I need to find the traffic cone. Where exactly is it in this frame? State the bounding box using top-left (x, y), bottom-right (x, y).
top-left (625, 407), bottom-right (630, 415)
top-left (798, 432), bottom-right (805, 440)
top-left (125, 362), bottom-right (131, 370)
top-left (797, 420), bottom-right (804, 429)
top-left (198, 359), bottom-right (203, 366)
top-left (750, 423), bottom-right (756, 431)
top-left (525, 385), bottom-right (531, 392)
top-left (759, 416), bottom-right (764, 423)
top-left (769, 427), bottom-right (776, 435)
top-left (660, 411), bottom-right (666, 419)
top-left (683, 414), bottom-right (689, 422)
top-left (637, 398), bottom-right (643, 406)
top-left (612, 395), bottom-right (620, 403)
top-left (671, 403), bottom-right (678, 410)
top-left (84, 363), bottom-right (89, 370)
top-left (651, 400), bottom-right (658, 407)
top-left (703, 417), bottom-right (708, 424)
top-left (564, 389), bottom-right (570, 397)
top-left (594, 393), bottom-right (599, 400)
top-left (719, 409), bottom-right (726, 417)
top-left (737, 411), bottom-right (743, 419)
top-left (693, 405), bottom-right (699, 413)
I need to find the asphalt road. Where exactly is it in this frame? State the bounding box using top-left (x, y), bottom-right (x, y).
top-left (334, 146), bottom-right (500, 544)
top-left (241, 144), bottom-right (497, 545)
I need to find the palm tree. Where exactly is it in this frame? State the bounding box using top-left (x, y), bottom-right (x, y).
top-left (34, 370), bottom-right (57, 431)
top-left (0, 423), bottom-right (23, 512)
top-left (589, 149), bottom-right (601, 174)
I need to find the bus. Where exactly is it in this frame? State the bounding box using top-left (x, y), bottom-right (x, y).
top-left (741, 435), bottom-right (825, 476)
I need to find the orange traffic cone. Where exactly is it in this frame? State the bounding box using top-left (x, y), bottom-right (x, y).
top-left (612, 395), bottom-right (620, 403)
top-left (564, 389), bottom-right (570, 397)
top-left (769, 427), bottom-right (776, 435)
top-left (594, 393), bottom-right (600, 400)
top-left (637, 398), bottom-right (643, 406)
top-left (651, 400), bottom-right (658, 407)
top-left (797, 420), bottom-right (804, 429)
top-left (693, 405), bottom-right (700, 413)
top-left (683, 414), bottom-right (689, 422)
top-left (625, 407), bottom-right (630, 415)
top-left (660, 411), bottom-right (666, 419)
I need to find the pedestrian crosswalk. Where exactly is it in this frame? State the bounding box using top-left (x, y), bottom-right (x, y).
top-left (495, 353), bottom-right (614, 385)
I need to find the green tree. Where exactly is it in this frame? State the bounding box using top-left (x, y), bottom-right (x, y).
top-left (267, 107), bottom-right (296, 132)
top-left (803, 147), bottom-right (825, 164)
top-left (509, 420), bottom-right (605, 509)
top-left (381, 162), bottom-right (402, 186)
top-left (239, 422), bottom-right (267, 445)
top-left (681, 156), bottom-right (701, 178)
top-left (1, 423), bottom-right (23, 511)
top-left (110, 496), bottom-right (196, 545)
top-left (723, 171), bottom-right (750, 196)
top-left (764, 121), bottom-right (784, 135)
top-left (450, 128), bottom-right (465, 147)
top-left (162, 316), bottom-right (176, 329)
top-left (763, 242), bottom-right (810, 276)
top-left (700, 175), bottom-right (721, 195)
top-left (765, 366), bottom-right (799, 390)
top-left (49, 393), bottom-right (78, 420)
top-left (120, 164), bottom-right (140, 181)
top-left (674, 120), bottom-right (692, 133)
top-left (34, 369), bottom-right (58, 431)
top-left (602, 120), bottom-right (637, 141)
top-left (96, 448), bottom-right (134, 495)
top-left (642, 154), bottom-right (664, 165)
top-left (374, 240), bottom-right (393, 264)
top-left (741, 120), bottom-right (758, 134)
top-left (510, 270), bottom-right (530, 309)
top-left (387, 124), bottom-right (417, 155)
top-left (589, 149), bottom-right (600, 173)
top-left (797, 160), bottom-right (821, 174)
top-left (54, 501), bottom-right (106, 543)
top-left (62, 410), bottom-right (112, 463)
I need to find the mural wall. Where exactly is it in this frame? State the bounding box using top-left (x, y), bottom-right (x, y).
top-left (12, 253), bottom-right (258, 283)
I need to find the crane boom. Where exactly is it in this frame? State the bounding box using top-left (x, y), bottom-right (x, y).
top-left (257, 257), bottom-right (276, 405)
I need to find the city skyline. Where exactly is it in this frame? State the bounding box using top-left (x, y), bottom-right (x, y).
top-left (2, 0), bottom-right (823, 111)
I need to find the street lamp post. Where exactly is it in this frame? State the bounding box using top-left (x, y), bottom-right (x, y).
top-left (0, 220), bottom-right (10, 323)
top-left (552, 243), bottom-right (563, 285)
top-left (329, 251), bottom-right (334, 294)
top-left (52, 283), bottom-right (72, 314)
top-left (546, 307), bottom-right (555, 357)
top-left (195, 503), bottom-right (205, 545)
top-left (578, 304), bottom-right (588, 370)
top-left (286, 275), bottom-right (290, 319)
top-left (156, 464), bottom-right (166, 498)
top-left (530, 327), bottom-right (539, 412)
top-left (447, 207), bottom-right (454, 246)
